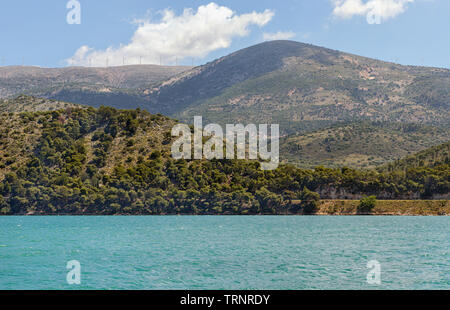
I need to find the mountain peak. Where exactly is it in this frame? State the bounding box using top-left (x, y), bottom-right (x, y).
top-left (213, 40), bottom-right (339, 68)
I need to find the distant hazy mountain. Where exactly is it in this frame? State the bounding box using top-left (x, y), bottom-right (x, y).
top-left (0, 65), bottom-right (191, 109)
top-left (0, 95), bottom-right (81, 113)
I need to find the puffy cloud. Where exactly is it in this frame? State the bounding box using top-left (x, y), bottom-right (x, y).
top-left (263, 31), bottom-right (296, 41)
top-left (68, 3), bottom-right (274, 66)
top-left (332, 0), bottom-right (414, 24)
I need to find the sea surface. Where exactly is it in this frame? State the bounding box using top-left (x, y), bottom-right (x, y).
top-left (0, 216), bottom-right (448, 290)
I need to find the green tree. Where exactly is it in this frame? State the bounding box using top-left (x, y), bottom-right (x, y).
top-left (358, 196), bottom-right (377, 214)
top-left (298, 187), bottom-right (320, 214)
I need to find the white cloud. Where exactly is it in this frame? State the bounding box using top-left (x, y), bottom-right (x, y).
top-left (332, 0), bottom-right (414, 24)
top-left (68, 3), bottom-right (274, 67)
top-left (263, 31), bottom-right (296, 41)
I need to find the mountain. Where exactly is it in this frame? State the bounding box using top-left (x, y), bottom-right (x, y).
top-left (281, 122), bottom-right (449, 169)
top-left (1, 41), bottom-right (448, 169)
top-left (2, 41), bottom-right (448, 133)
top-left (143, 40), bottom-right (449, 168)
top-left (144, 40), bottom-right (449, 134)
top-left (0, 65), bottom-right (191, 109)
top-left (0, 106), bottom-right (448, 215)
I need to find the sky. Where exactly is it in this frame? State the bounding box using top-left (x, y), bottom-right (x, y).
top-left (0, 0), bottom-right (448, 68)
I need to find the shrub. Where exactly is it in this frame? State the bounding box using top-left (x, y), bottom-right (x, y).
top-left (298, 187), bottom-right (320, 214)
top-left (358, 196), bottom-right (377, 214)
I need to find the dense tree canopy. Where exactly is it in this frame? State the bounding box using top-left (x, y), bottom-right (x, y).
top-left (0, 107), bottom-right (448, 215)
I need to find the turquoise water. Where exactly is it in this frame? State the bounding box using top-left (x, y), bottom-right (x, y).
top-left (0, 216), bottom-right (448, 290)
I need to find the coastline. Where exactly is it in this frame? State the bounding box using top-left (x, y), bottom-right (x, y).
top-left (1, 200), bottom-right (448, 216)
top-left (315, 200), bottom-right (450, 216)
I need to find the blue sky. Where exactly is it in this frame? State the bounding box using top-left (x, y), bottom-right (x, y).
top-left (0, 0), bottom-right (448, 68)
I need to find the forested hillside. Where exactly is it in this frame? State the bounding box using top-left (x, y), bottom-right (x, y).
top-left (0, 65), bottom-right (191, 109)
top-left (0, 105), bottom-right (448, 215)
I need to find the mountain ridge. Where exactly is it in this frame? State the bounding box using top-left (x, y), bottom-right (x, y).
top-left (0, 64), bottom-right (192, 109)
top-left (0, 94), bottom-right (82, 113)
top-left (1, 40), bottom-right (448, 131)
